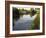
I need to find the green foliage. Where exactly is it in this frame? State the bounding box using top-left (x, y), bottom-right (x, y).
top-left (28, 11), bottom-right (40, 30)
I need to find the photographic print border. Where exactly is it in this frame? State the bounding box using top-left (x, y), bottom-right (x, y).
top-left (10, 4), bottom-right (43, 34)
top-left (5, 1), bottom-right (45, 37)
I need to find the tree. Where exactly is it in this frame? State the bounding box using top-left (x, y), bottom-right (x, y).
top-left (13, 8), bottom-right (20, 21)
top-left (31, 8), bottom-right (37, 17)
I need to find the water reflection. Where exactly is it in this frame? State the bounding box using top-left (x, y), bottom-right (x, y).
top-left (13, 14), bottom-right (37, 30)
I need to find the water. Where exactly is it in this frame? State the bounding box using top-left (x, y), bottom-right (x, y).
top-left (13, 14), bottom-right (37, 30)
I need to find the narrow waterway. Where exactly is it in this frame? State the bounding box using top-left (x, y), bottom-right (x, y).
top-left (13, 14), bottom-right (37, 30)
